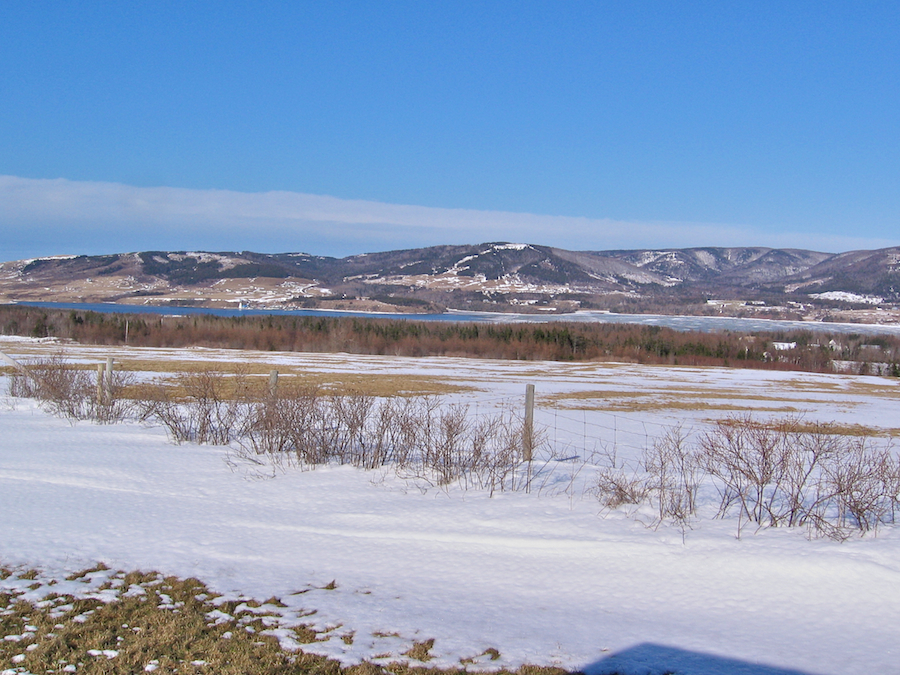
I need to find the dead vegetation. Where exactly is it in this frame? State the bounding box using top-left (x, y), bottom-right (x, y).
top-left (596, 416), bottom-right (900, 540)
top-left (8, 357), bottom-right (540, 495)
top-left (1, 566), bottom-right (568, 675)
top-left (7, 354), bottom-right (137, 423)
top-left (7, 355), bottom-right (900, 538)
top-left (546, 388), bottom-right (833, 416)
top-left (0, 570), bottom-right (335, 675)
top-left (232, 385), bottom-right (536, 493)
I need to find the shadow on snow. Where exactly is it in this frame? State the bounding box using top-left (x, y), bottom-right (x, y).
top-left (583, 643), bottom-right (820, 675)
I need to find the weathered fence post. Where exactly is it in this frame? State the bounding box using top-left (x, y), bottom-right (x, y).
top-left (106, 357), bottom-right (114, 399)
top-left (524, 383), bottom-right (535, 461)
top-left (268, 369), bottom-right (279, 398)
top-left (96, 363), bottom-right (105, 405)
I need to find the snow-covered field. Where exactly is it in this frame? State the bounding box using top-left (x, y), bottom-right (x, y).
top-left (2, 337), bottom-right (899, 675)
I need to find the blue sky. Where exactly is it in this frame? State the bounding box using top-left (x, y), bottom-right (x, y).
top-left (1, 2), bottom-right (899, 261)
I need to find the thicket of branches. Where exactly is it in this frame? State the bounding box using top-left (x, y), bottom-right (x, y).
top-left (9, 359), bottom-right (538, 494)
top-left (597, 417), bottom-right (900, 540)
top-left (8, 356), bottom-right (899, 539)
top-left (148, 372), bottom-right (537, 493)
top-left (7, 354), bottom-right (135, 423)
top-left (3, 305), bottom-right (899, 373)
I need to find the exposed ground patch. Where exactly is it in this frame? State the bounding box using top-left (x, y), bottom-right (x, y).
top-left (1, 565), bottom-right (565, 675)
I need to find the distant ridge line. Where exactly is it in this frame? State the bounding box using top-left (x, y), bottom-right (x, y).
top-left (1, 242), bottom-right (898, 322)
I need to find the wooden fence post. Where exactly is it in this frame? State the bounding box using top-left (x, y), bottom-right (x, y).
top-left (106, 357), bottom-right (114, 399)
top-left (97, 363), bottom-right (105, 405)
top-left (268, 369), bottom-right (279, 398)
top-left (524, 383), bottom-right (535, 461)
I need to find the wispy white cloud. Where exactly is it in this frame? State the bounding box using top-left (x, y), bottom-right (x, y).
top-left (1, 175), bottom-right (895, 262)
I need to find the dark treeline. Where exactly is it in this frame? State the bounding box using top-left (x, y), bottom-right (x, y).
top-left (2, 305), bottom-right (899, 375)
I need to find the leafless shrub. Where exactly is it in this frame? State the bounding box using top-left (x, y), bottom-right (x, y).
top-left (595, 466), bottom-right (648, 508)
top-left (699, 416), bottom-right (783, 529)
top-left (466, 409), bottom-right (535, 495)
top-left (139, 385), bottom-right (193, 443)
top-left (643, 425), bottom-right (700, 527)
top-left (422, 403), bottom-right (470, 485)
top-left (231, 381), bottom-right (539, 493)
top-left (364, 396), bottom-right (412, 468)
top-left (372, 399), bottom-right (537, 494)
top-left (777, 423), bottom-right (839, 528)
top-left (141, 369), bottom-right (253, 444)
top-left (698, 415), bottom-right (897, 539)
top-left (8, 354), bottom-right (91, 419)
top-left (589, 415), bottom-right (899, 540)
top-left (240, 382), bottom-right (321, 457)
top-left (91, 368), bottom-right (137, 423)
top-left (8, 354), bottom-right (135, 422)
top-left (7, 368), bottom-right (37, 399)
top-left (823, 439), bottom-right (898, 535)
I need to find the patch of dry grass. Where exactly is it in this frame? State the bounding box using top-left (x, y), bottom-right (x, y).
top-left (0, 345), bottom-right (476, 398)
top-left (99, 359), bottom-right (473, 398)
top-left (543, 379), bottom-right (900, 426)
top-left (704, 417), bottom-right (895, 438)
top-left (460, 648), bottom-right (502, 664)
top-left (843, 380), bottom-right (900, 398)
top-left (402, 639), bottom-right (435, 662)
top-left (1, 567), bottom-right (569, 675)
top-left (65, 562), bottom-right (110, 581)
top-left (576, 400), bottom-right (801, 414)
top-left (0, 572), bottom-right (336, 675)
top-left (543, 388), bottom-right (823, 414)
top-left (2, 362), bottom-right (471, 400)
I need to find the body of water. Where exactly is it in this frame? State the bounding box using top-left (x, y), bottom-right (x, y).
top-left (11, 301), bottom-right (900, 336)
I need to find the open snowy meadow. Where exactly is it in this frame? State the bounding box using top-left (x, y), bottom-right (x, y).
top-left (2, 336), bottom-right (899, 675)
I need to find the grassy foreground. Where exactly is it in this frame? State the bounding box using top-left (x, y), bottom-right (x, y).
top-left (0, 565), bottom-right (570, 675)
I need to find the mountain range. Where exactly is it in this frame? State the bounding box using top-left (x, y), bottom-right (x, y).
top-left (1, 243), bottom-right (899, 321)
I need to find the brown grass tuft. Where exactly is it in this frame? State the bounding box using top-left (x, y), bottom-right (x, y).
top-left (402, 639), bottom-right (435, 662)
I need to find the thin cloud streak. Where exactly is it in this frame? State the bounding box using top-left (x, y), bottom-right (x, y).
top-left (1, 175), bottom-right (895, 262)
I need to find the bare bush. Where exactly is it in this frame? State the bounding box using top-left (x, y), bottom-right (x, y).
top-left (231, 381), bottom-right (539, 493)
top-left (595, 466), bottom-right (648, 508)
top-left (823, 439), bottom-right (898, 535)
top-left (140, 369), bottom-right (253, 444)
top-left (8, 354), bottom-right (135, 422)
top-left (9, 358), bottom-right (540, 492)
top-left (9, 354), bottom-right (92, 419)
top-left (92, 368), bottom-right (137, 423)
top-left (590, 415), bottom-right (899, 540)
top-left (697, 416), bottom-right (897, 539)
top-left (241, 383), bottom-right (320, 457)
top-left (643, 425), bottom-right (700, 527)
top-left (457, 409), bottom-right (534, 494)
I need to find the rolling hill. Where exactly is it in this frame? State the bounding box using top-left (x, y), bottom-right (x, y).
top-left (1, 243), bottom-right (898, 320)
